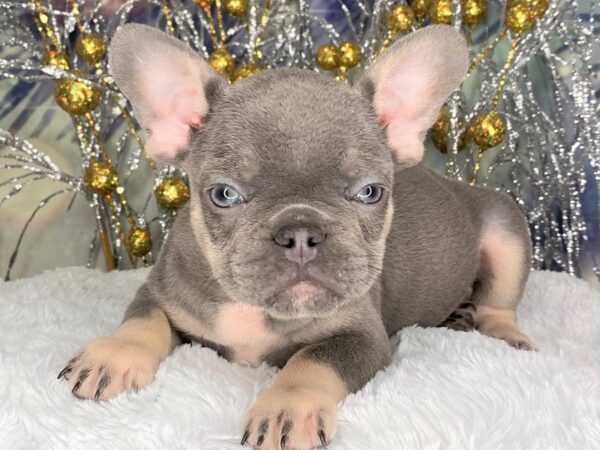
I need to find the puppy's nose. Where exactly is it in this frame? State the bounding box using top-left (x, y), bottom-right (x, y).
top-left (274, 227), bottom-right (326, 266)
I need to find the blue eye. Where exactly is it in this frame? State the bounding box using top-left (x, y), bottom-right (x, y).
top-left (355, 184), bottom-right (383, 204)
top-left (210, 184), bottom-right (243, 208)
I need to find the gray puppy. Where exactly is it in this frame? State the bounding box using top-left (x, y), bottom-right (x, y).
top-left (59, 24), bottom-right (535, 450)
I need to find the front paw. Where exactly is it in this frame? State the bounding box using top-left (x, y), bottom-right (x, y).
top-left (479, 325), bottom-right (538, 351)
top-left (495, 330), bottom-right (538, 351)
top-left (242, 385), bottom-right (337, 450)
top-left (58, 335), bottom-right (160, 401)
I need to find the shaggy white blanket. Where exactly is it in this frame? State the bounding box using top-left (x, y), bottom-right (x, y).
top-left (1, 268), bottom-right (599, 449)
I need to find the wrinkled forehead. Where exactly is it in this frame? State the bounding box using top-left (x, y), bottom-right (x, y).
top-left (189, 70), bottom-right (393, 183)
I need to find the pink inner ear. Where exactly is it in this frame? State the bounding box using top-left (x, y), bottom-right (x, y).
top-left (146, 117), bottom-right (192, 159)
top-left (375, 95), bottom-right (430, 164)
top-left (373, 69), bottom-right (438, 164)
top-left (172, 89), bottom-right (205, 126)
top-left (368, 26), bottom-right (469, 164)
top-left (143, 92), bottom-right (201, 158)
top-left (385, 120), bottom-right (425, 164)
top-left (137, 61), bottom-right (209, 159)
top-left (376, 76), bottom-right (431, 123)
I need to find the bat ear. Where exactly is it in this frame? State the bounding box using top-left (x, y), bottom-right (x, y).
top-left (108, 24), bottom-right (225, 162)
top-left (362, 25), bottom-right (468, 166)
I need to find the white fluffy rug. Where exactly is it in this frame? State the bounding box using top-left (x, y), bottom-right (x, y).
top-left (1, 268), bottom-right (599, 449)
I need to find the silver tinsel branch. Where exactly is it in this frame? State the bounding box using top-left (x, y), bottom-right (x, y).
top-left (0, 0), bottom-right (598, 279)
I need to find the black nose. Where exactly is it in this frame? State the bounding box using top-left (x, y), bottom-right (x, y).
top-left (274, 227), bottom-right (326, 266)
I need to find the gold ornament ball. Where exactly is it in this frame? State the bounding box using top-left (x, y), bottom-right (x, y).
top-left (469, 111), bottom-right (506, 149)
top-left (84, 160), bottom-right (118, 195)
top-left (338, 42), bottom-right (362, 69)
top-left (224, 0), bottom-right (248, 17)
top-left (208, 47), bottom-right (235, 75)
top-left (526, 0), bottom-right (548, 19)
top-left (409, 0), bottom-right (430, 20)
top-left (505, 0), bottom-right (535, 34)
top-left (507, 0), bottom-right (548, 20)
top-left (155, 177), bottom-right (190, 210)
top-left (44, 50), bottom-right (69, 70)
top-left (315, 44), bottom-right (341, 71)
top-left (126, 227), bottom-right (152, 257)
top-left (75, 32), bottom-right (106, 65)
top-left (429, 0), bottom-right (453, 24)
top-left (461, 0), bottom-right (487, 27)
top-left (231, 63), bottom-right (260, 82)
top-left (54, 78), bottom-right (101, 116)
top-left (431, 107), bottom-right (468, 153)
top-left (387, 4), bottom-right (415, 35)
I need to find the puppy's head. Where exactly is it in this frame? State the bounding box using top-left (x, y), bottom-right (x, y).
top-left (109, 24), bottom-right (468, 319)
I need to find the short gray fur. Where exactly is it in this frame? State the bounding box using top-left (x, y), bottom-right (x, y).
top-left (112, 24), bottom-right (531, 394)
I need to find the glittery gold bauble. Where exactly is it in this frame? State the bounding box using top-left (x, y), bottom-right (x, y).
top-left (431, 107), bottom-right (468, 153)
top-left (409, 0), bottom-right (430, 20)
top-left (315, 44), bottom-right (340, 71)
top-left (126, 227), bottom-right (152, 257)
top-left (224, 0), bottom-right (248, 17)
top-left (75, 32), bottom-right (106, 65)
top-left (507, 0), bottom-right (548, 20)
top-left (428, 0), bottom-right (453, 24)
top-left (208, 47), bottom-right (235, 75)
top-left (461, 0), bottom-right (487, 26)
top-left (54, 78), bottom-right (101, 116)
top-left (387, 5), bottom-right (415, 35)
top-left (231, 63), bottom-right (260, 82)
top-left (338, 42), bottom-right (362, 69)
top-left (155, 177), bottom-right (190, 210)
top-left (194, 0), bottom-right (212, 11)
top-left (84, 160), bottom-right (118, 195)
top-left (505, 0), bottom-right (534, 34)
top-left (469, 111), bottom-right (506, 149)
top-left (43, 50), bottom-right (69, 69)
top-left (526, 0), bottom-right (548, 19)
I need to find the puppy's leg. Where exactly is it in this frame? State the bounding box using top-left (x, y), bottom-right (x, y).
top-left (242, 328), bottom-right (390, 450)
top-left (59, 289), bottom-right (179, 401)
top-left (472, 214), bottom-right (536, 350)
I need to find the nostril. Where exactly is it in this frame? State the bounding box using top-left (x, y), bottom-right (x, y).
top-left (307, 233), bottom-right (326, 247)
top-left (274, 228), bottom-right (325, 249)
top-left (274, 232), bottom-right (296, 248)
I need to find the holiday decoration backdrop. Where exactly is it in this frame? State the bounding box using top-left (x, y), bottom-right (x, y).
top-left (0, 0), bottom-right (599, 283)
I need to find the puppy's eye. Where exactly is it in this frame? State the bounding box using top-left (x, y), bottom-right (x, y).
top-left (209, 184), bottom-right (243, 208)
top-left (354, 184), bottom-right (383, 204)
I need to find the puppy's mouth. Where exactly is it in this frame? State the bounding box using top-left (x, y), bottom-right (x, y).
top-left (265, 273), bottom-right (343, 319)
top-left (284, 278), bottom-right (325, 300)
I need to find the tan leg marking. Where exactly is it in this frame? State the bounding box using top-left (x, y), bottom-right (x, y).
top-left (242, 351), bottom-right (347, 450)
top-left (61, 310), bottom-right (177, 401)
top-left (477, 226), bottom-right (536, 350)
top-left (479, 228), bottom-right (525, 309)
top-left (475, 305), bottom-right (537, 351)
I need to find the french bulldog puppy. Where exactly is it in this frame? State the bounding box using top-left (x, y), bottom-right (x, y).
top-left (59, 24), bottom-right (535, 450)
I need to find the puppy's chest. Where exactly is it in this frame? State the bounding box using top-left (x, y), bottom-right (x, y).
top-left (170, 303), bottom-right (282, 366)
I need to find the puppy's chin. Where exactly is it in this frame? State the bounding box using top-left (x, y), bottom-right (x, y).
top-left (265, 281), bottom-right (342, 319)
